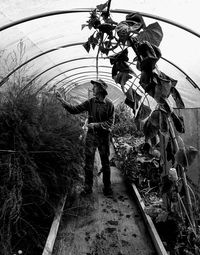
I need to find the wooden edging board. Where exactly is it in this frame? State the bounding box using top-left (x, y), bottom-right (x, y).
top-left (42, 194), bottom-right (67, 255)
top-left (129, 182), bottom-right (169, 255)
top-left (111, 138), bottom-right (168, 255)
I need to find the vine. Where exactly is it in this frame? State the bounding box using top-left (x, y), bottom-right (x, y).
top-left (82, 1), bottom-right (199, 254)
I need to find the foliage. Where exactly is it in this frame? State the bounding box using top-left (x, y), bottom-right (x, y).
top-left (0, 88), bottom-right (84, 255)
top-left (113, 135), bottom-right (200, 254)
top-left (112, 102), bottom-right (142, 137)
top-left (83, 2), bottom-right (199, 253)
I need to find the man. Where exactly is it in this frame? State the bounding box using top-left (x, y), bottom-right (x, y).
top-left (56, 79), bottom-right (115, 196)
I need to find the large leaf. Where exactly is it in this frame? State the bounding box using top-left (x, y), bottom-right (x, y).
top-left (125, 87), bottom-right (142, 102)
top-left (109, 48), bottom-right (129, 65)
top-left (126, 12), bottom-right (146, 31)
top-left (171, 112), bottom-right (185, 133)
top-left (171, 87), bottom-right (185, 109)
top-left (113, 72), bottom-right (132, 86)
top-left (143, 119), bottom-right (159, 140)
top-left (153, 73), bottom-right (173, 102)
top-left (115, 21), bottom-right (130, 43)
top-left (137, 41), bottom-right (161, 72)
top-left (124, 88), bottom-right (141, 114)
top-left (117, 61), bottom-right (136, 75)
top-left (148, 110), bottom-right (160, 127)
top-left (148, 109), bottom-right (169, 136)
top-left (139, 70), bottom-right (152, 88)
top-left (159, 98), bottom-right (173, 115)
top-left (137, 22), bottom-right (163, 46)
top-left (135, 102), bottom-right (151, 121)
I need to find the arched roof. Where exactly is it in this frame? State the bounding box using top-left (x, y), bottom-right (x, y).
top-left (0, 0), bottom-right (199, 108)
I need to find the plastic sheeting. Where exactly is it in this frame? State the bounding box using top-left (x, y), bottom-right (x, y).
top-left (176, 108), bottom-right (200, 186)
top-left (0, 0), bottom-right (199, 108)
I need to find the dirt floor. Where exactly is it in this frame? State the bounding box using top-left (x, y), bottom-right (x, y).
top-left (53, 147), bottom-right (156, 255)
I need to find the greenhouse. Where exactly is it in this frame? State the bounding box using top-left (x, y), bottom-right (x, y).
top-left (0, 0), bottom-right (200, 254)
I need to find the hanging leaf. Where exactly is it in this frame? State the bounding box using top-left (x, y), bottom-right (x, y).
top-left (159, 110), bottom-right (169, 135)
top-left (137, 41), bottom-right (161, 72)
top-left (159, 98), bottom-right (173, 115)
top-left (144, 82), bottom-right (156, 98)
top-left (171, 87), bottom-right (185, 109)
top-left (82, 41), bottom-right (91, 53)
top-left (124, 87), bottom-right (141, 114)
top-left (88, 34), bottom-right (99, 49)
top-left (135, 102), bottom-right (151, 121)
top-left (143, 119), bottom-right (159, 140)
top-left (148, 110), bottom-right (160, 127)
top-left (114, 72), bottom-right (132, 86)
top-left (153, 72), bottom-right (173, 102)
top-left (125, 87), bottom-right (142, 102)
top-left (87, 9), bottom-right (101, 29)
top-left (96, 2), bottom-right (108, 12)
top-left (126, 12), bottom-right (146, 31)
top-left (139, 70), bottom-right (152, 87)
top-left (112, 60), bottom-right (136, 81)
top-left (166, 137), bottom-right (176, 163)
top-left (112, 63), bottom-right (118, 78)
top-left (175, 146), bottom-right (198, 168)
top-left (137, 22), bottom-right (163, 46)
top-left (109, 48), bottom-right (129, 65)
top-left (115, 21), bottom-right (130, 43)
top-left (81, 24), bottom-right (88, 30)
top-left (171, 112), bottom-right (185, 133)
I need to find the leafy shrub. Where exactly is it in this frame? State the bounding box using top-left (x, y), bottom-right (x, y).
top-left (0, 90), bottom-right (84, 254)
top-left (112, 102), bottom-right (143, 137)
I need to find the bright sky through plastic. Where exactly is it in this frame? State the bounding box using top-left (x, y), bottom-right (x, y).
top-left (0, 0), bottom-right (199, 107)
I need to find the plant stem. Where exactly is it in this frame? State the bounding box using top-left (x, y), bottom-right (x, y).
top-left (168, 117), bottom-right (196, 232)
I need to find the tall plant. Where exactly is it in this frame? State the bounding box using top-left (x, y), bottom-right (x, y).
top-left (82, 0), bottom-right (198, 241)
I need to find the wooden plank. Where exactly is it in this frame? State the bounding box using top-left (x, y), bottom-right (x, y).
top-left (42, 195), bottom-right (67, 255)
top-left (131, 183), bottom-right (168, 255)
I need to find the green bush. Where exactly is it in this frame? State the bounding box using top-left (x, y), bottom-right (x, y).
top-left (0, 90), bottom-right (84, 254)
top-left (113, 102), bottom-right (143, 137)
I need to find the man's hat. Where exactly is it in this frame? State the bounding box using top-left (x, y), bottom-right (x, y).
top-left (91, 79), bottom-right (108, 95)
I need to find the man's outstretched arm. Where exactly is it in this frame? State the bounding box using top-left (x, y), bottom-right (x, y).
top-left (56, 91), bottom-right (89, 114)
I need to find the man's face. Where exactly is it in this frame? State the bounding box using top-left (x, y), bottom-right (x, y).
top-left (92, 84), bottom-right (99, 96)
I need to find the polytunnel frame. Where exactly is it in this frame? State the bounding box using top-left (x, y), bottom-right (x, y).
top-left (36, 70), bottom-right (118, 94)
top-left (0, 8), bottom-right (199, 93)
top-left (1, 40), bottom-right (198, 93)
top-left (59, 74), bottom-right (147, 101)
top-left (35, 65), bottom-right (112, 92)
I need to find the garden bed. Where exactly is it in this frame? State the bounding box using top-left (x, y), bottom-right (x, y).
top-left (112, 135), bottom-right (200, 255)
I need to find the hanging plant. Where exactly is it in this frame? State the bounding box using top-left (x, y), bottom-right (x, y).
top-left (82, 6), bottom-right (200, 253)
top-left (124, 87), bottom-right (142, 114)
